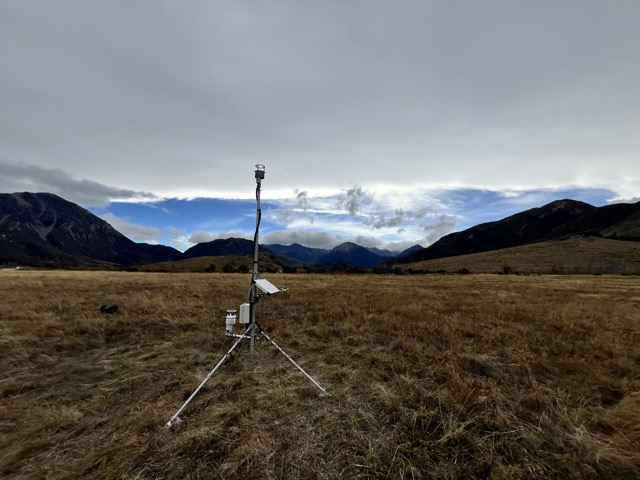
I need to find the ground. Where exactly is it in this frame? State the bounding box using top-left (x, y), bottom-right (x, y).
top-left (1, 271), bottom-right (639, 479)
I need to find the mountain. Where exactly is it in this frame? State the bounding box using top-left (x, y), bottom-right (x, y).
top-left (265, 242), bottom-right (392, 269)
top-left (0, 192), bottom-right (182, 267)
top-left (545, 202), bottom-right (640, 240)
top-left (366, 247), bottom-right (397, 257)
top-left (396, 244), bottom-right (423, 258)
top-left (402, 236), bottom-right (640, 275)
top-left (263, 243), bottom-right (329, 267)
top-left (325, 242), bottom-right (390, 268)
top-left (183, 237), bottom-right (260, 259)
top-left (397, 199), bottom-right (640, 264)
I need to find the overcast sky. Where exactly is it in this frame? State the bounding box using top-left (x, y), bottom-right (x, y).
top-left (1, 1), bottom-right (638, 251)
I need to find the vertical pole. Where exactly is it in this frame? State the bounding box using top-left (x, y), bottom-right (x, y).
top-left (250, 165), bottom-right (265, 354)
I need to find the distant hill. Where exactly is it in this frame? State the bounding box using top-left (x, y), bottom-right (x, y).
top-left (326, 242), bottom-right (391, 269)
top-left (183, 237), bottom-right (259, 259)
top-left (402, 236), bottom-right (640, 275)
top-left (396, 199), bottom-right (640, 264)
top-left (265, 241), bottom-right (393, 269)
top-left (0, 192), bottom-right (182, 267)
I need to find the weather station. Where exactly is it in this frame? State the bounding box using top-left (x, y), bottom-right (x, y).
top-left (165, 165), bottom-right (327, 429)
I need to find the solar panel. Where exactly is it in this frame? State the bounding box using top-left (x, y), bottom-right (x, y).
top-left (254, 278), bottom-right (281, 295)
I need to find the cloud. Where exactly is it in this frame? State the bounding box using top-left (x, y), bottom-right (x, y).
top-left (274, 189), bottom-right (314, 225)
top-left (0, 160), bottom-right (158, 207)
top-left (187, 230), bottom-right (249, 244)
top-left (187, 231), bottom-right (216, 244)
top-left (263, 185), bottom-right (458, 249)
top-left (351, 235), bottom-right (417, 253)
top-left (422, 214), bottom-right (457, 244)
top-left (1, 3), bottom-right (638, 201)
top-left (99, 213), bottom-right (161, 243)
top-left (295, 189), bottom-right (309, 211)
top-left (352, 235), bottom-right (382, 249)
top-left (610, 196), bottom-right (640, 204)
top-left (363, 208), bottom-right (433, 229)
top-left (338, 186), bottom-right (367, 216)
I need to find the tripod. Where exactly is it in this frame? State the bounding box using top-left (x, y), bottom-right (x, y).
top-left (165, 165), bottom-right (327, 429)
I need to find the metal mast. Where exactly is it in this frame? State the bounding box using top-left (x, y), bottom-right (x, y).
top-left (249, 164), bottom-right (265, 354)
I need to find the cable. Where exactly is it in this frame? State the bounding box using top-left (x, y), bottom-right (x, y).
top-left (253, 183), bottom-right (261, 251)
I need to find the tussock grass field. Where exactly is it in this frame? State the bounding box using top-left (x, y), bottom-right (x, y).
top-left (1, 270), bottom-right (639, 479)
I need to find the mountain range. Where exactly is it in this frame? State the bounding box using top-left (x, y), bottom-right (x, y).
top-left (1, 192), bottom-right (639, 270)
top-left (395, 199), bottom-right (640, 264)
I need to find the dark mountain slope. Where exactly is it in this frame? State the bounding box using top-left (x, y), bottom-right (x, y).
top-left (182, 237), bottom-right (260, 259)
top-left (0, 192), bottom-right (182, 267)
top-left (397, 199), bottom-right (595, 264)
top-left (396, 244), bottom-right (423, 258)
top-left (545, 201), bottom-right (640, 241)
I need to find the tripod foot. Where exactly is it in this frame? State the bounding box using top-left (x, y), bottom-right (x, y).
top-left (165, 416), bottom-right (182, 429)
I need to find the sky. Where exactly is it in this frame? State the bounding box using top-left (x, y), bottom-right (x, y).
top-left (1, 1), bottom-right (638, 252)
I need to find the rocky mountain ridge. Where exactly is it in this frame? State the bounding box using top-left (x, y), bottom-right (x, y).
top-left (0, 192), bottom-right (181, 267)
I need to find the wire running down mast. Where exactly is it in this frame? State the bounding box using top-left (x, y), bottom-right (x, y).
top-left (165, 165), bottom-right (326, 429)
top-left (249, 164), bottom-right (264, 354)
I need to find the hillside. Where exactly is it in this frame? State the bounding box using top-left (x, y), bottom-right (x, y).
top-left (547, 202), bottom-right (640, 240)
top-left (402, 236), bottom-right (640, 274)
top-left (0, 192), bottom-right (182, 267)
top-left (397, 199), bottom-right (640, 265)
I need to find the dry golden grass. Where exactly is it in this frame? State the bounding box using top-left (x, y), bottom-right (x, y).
top-left (406, 236), bottom-right (640, 274)
top-left (1, 270), bottom-right (639, 479)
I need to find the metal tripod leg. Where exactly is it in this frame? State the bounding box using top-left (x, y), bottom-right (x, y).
top-left (257, 324), bottom-right (327, 397)
top-left (165, 325), bottom-right (253, 429)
